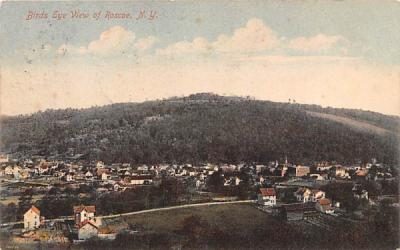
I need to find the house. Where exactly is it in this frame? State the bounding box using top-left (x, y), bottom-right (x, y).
top-left (74, 205), bottom-right (95, 225)
top-left (96, 161), bottom-right (105, 168)
top-left (96, 168), bottom-right (109, 177)
top-left (316, 163), bottom-right (332, 171)
top-left (235, 177), bottom-right (241, 186)
top-left (77, 220), bottom-right (98, 240)
top-left (65, 173), bottom-right (74, 182)
top-left (38, 164), bottom-right (49, 175)
top-left (258, 188), bottom-right (277, 206)
top-left (315, 198), bottom-right (334, 214)
top-left (196, 179), bottom-right (203, 188)
top-left (19, 170), bottom-right (30, 179)
top-left (283, 202), bottom-right (316, 221)
top-left (24, 206), bottom-right (41, 231)
top-left (296, 165), bottom-right (310, 177)
top-left (130, 175), bottom-right (153, 185)
top-left (335, 167), bottom-right (349, 178)
top-left (85, 171), bottom-right (94, 180)
top-left (4, 166), bottom-right (13, 176)
top-left (101, 172), bottom-right (111, 181)
top-left (137, 165), bottom-right (149, 171)
top-left (12, 165), bottom-right (22, 179)
top-left (295, 188), bottom-right (325, 203)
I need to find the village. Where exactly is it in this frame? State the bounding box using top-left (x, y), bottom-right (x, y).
top-left (0, 153), bottom-right (398, 246)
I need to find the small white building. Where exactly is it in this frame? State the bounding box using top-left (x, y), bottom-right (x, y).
top-left (101, 172), bottom-right (111, 181)
top-left (295, 188), bottom-right (326, 203)
top-left (85, 171), bottom-right (94, 180)
top-left (335, 167), bottom-right (349, 178)
top-left (77, 220), bottom-right (98, 240)
top-left (130, 175), bottom-right (153, 185)
top-left (235, 177), bottom-right (241, 186)
top-left (74, 205), bottom-right (95, 225)
top-left (258, 188), bottom-right (277, 206)
top-left (24, 206), bottom-right (41, 231)
top-left (66, 173), bottom-right (74, 182)
top-left (4, 166), bottom-right (13, 175)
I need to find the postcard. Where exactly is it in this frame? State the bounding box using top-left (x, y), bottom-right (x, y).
top-left (0, 1), bottom-right (399, 249)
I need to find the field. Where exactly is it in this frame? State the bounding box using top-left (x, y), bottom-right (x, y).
top-left (306, 111), bottom-right (390, 135)
top-left (0, 195), bottom-right (45, 205)
top-left (98, 203), bottom-right (309, 249)
top-left (123, 203), bottom-right (274, 235)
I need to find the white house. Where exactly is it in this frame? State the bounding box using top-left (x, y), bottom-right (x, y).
top-left (295, 188), bottom-right (325, 203)
top-left (74, 205), bottom-right (95, 225)
top-left (335, 167), bottom-right (349, 178)
top-left (101, 172), bottom-right (111, 181)
top-left (4, 166), bottom-right (13, 176)
top-left (130, 175), bottom-right (153, 185)
top-left (196, 179), bottom-right (203, 188)
top-left (77, 220), bottom-right (98, 240)
top-left (258, 188), bottom-right (277, 206)
top-left (66, 173), bottom-right (74, 182)
top-left (24, 206), bottom-right (41, 231)
top-left (96, 161), bottom-right (105, 168)
top-left (85, 171), bottom-right (94, 180)
top-left (235, 177), bottom-right (241, 186)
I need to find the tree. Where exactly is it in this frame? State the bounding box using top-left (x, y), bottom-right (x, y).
top-left (207, 171), bottom-right (224, 193)
top-left (180, 215), bottom-right (209, 246)
top-left (17, 189), bottom-right (33, 219)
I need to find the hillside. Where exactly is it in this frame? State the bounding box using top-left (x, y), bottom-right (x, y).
top-left (0, 93), bottom-right (399, 164)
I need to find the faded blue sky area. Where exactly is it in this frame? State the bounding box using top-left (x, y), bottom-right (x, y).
top-left (0, 1), bottom-right (399, 115)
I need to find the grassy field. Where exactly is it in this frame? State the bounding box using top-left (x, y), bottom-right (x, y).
top-left (122, 203), bottom-right (271, 235)
top-left (0, 195), bottom-right (45, 205)
top-left (93, 203), bottom-right (330, 249)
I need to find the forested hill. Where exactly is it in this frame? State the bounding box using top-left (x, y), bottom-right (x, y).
top-left (1, 93), bottom-right (399, 164)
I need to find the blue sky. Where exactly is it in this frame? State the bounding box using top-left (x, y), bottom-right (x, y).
top-left (1, 1), bottom-right (399, 115)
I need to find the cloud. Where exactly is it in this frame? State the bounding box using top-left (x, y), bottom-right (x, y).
top-left (213, 18), bottom-right (279, 52)
top-left (55, 19), bottom-right (349, 60)
top-left (134, 36), bottom-right (158, 51)
top-left (57, 26), bottom-right (157, 56)
top-left (157, 18), bottom-right (279, 56)
top-left (156, 37), bottom-right (212, 56)
top-left (287, 34), bottom-right (348, 53)
top-left (236, 55), bottom-right (359, 64)
top-left (87, 26), bottom-right (134, 54)
top-left (157, 18), bottom-right (350, 57)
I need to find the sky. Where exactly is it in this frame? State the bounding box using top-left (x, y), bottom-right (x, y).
top-left (0, 1), bottom-right (399, 116)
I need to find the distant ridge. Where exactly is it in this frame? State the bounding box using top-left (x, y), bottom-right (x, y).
top-left (0, 93), bottom-right (398, 164)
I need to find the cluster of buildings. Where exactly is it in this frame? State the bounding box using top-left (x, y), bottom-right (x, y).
top-left (1, 154), bottom-right (397, 243)
top-left (1, 156), bottom-right (393, 188)
top-left (22, 204), bottom-right (115, 242)
top-left (257, 186), bottom-right (335, 216)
